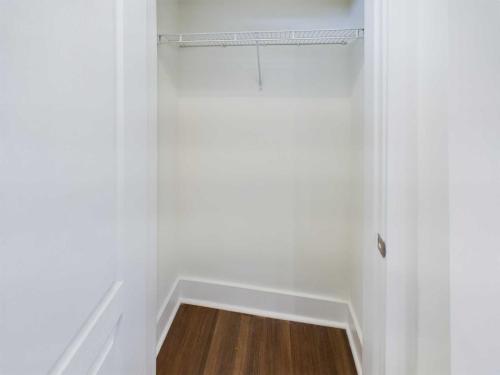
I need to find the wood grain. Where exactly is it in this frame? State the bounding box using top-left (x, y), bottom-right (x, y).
top-left (157, 304), bottom-right (357, 375)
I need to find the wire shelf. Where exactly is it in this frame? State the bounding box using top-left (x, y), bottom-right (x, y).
top-left (159, 29), bottom-right (364, 47)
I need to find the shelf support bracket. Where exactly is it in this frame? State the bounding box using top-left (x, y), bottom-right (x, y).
top-left (256, 41), bottom-right (263, 91)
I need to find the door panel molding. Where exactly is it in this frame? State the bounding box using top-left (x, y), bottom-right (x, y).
top-left (48, 282), bottom-right (123, 375)
top-left (88, 317), bottom-right (121, 375)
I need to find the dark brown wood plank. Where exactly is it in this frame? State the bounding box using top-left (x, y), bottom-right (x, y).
top-left (235, 314), bottom-right (266, 374)
top-left (157, 304), bottom-right (357, 375)
top-left (327, 328), bottom-right (358, 375)
top-left (290, 321), bottom-right (357, 375)
top-left (156, 304), bottom-right (218, 375)
top-left (236, 314), bottom-right (292, 375)
top-left (232, 313), bottom-right (252, 374)
top-left (290, 321), bottom-right (330, 375)
top-left (202, 309), bottom-right (242, 374)
top-left (263, 316), bottom-right (293, 375)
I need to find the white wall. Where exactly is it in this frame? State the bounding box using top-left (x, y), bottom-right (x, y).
top-left (384, 0), bottom-right (420, 372)
top-left (448, 0), bottom-right (500, 373)
top-left (178, 0), bottom-right (364, 32)
top-left (170, 0), bottom-right (364, 300)
top-left (416, 0), bottom-right (450, 373)
top-left (176, 97), bottom-right (353, 297)
top-left (415, 1), bottom-right (500, 373)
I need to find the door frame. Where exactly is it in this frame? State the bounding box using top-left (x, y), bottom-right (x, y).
top-left (140, 0), bottom-right (158, 371)
top-left (363, 0), bottom-right (389, 373)
top-left (145, 0), bottom-right (158, 371)
top-left (118, 0), bottom-right (158, 372)
top-left (364, 0), bottom-right (420, 374)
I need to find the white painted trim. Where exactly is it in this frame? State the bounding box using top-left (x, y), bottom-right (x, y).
top-left (179, 297), bottom-right (347, 330)
top-left (156, 300), bottom-right (182, 356)
top-left (180, 276), bottom-right (350, 304)
top-left (145, 0), bottom-right (159, 370)
top-left (49, 282), bottom-right (123, 375)
top-left (88, 321), bottom-right (120, 375)
top-left (156, 277), bottom-right (363, 373)
top-left (347, 302), bottom-right (363, 375)
top-left (349, 302), bottom-right (364, 345)
top-left (156, 278), bottom-right (180, 323)
top-left (156, 278), bottom-right (181, 355)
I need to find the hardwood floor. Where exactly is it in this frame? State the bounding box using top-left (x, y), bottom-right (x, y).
top-left (157, 304), bottom-right (357, 375)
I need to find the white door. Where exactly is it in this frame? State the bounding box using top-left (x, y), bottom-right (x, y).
top-left (0, 1), bottom-right (157, 374)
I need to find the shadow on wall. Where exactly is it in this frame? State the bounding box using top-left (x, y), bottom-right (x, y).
top-left (178, 44), bottom-right (360, 98)
top-left (178, 0), bottom-right (362, 31)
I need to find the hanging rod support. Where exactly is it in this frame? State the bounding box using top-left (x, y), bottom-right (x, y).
top-left (256, 41), bottom-right (263, 91)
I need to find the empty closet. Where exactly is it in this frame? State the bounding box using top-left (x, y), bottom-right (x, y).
top-left (5, 0), bottom-right (499, 372)
top-left (157, 0), bottom-right (366, 372)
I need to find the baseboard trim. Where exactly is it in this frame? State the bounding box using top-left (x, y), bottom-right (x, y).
top-left (179, 296), bottom-right (347, 329)
top-left (156, 279), bottom-right (181, 355)
top-left (156, 277), bottom-right (363, 374)
top-left (347, 302), bottom-right (363, 373)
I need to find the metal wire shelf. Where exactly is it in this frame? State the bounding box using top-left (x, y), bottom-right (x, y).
top-left (157, 29), bottom-right (363, 90)
top-left (158, 29), bottom-right (364, 47)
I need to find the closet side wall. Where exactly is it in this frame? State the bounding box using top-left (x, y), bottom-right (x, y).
top-left (349, 39), bottom-right (365, 332)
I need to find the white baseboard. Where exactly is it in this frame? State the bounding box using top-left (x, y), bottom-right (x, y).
top-left (347, 302), bottom-right (363, 374)
top-left (157, 277), bottom-right (363, 374)
top-left (156, 279), bottom-right (181, 355)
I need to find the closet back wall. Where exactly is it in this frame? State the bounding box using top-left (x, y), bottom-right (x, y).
top-left (160, 0), bottom-right (363, 301)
